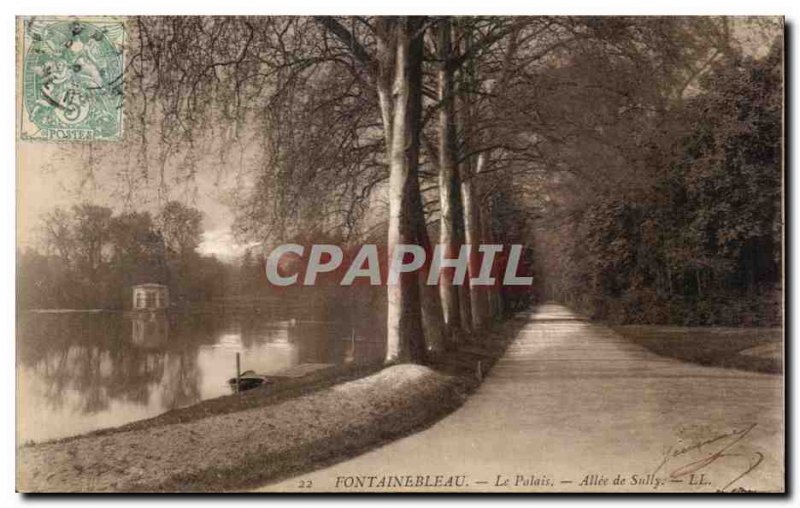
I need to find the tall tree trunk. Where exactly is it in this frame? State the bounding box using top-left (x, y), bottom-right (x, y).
top-left (458, 276), bottom-right (473, 334)
top-left (458, 20), bottom-right (490, 331)
top-left (415, 210), bottom-right (447, 355)
top-left (455, 105), bottom-right (473, 334)
top-left (480, 198), bottom-right (502, 320)
top-left (416, 142), bottom-right (450, 353)
top-left (467, 24), bottom-right (520, 324)
top-left (462, 155), bottom-right (489, 331)
top-left (407, 19), bottom-right (445, 356)
top-left (381, 18), bottom-right (426, 364)
top-left (436, 18), bottom-right (462, 338)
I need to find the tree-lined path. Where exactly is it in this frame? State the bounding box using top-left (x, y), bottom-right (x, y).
top-left (262, 304), bottom-right (783, 493)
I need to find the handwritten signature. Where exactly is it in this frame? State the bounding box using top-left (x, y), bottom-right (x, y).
top-left (654, 423), bottom-right (764, 492)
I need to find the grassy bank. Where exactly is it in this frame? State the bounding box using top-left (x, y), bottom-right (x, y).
top-left (32, 360), bottom-right (386, 446)
top-left (17, 319), bottom-right (521, 492)
top-left (614, 325), bottom-right (782, 375)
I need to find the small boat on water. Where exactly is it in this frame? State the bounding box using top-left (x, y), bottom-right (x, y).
top-left (228, 370), bottom-right (273, 392)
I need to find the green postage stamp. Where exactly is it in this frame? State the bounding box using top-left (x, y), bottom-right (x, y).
top-left (20, 17), bottom-right (125, 142)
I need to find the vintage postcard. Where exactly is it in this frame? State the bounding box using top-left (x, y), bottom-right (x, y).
top-left (15, 15), bottom-right (784, 493)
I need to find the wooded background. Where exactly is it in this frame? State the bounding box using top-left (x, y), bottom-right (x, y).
top-left (17, 16), bottom-right (783, 364)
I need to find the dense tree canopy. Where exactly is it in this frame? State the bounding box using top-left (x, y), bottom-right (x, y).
top-left (530, 40), bottom-right (782, 325)
top-left (18, 201), bottom-right (227, 310)
top-left (18, 17), bottom-right (783, 359)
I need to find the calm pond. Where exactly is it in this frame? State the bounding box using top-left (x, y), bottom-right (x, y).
top-left (17, 304), bottom-right (385, 443)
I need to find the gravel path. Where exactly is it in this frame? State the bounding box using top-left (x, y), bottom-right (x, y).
top-left (260, 304), bottom-right (784, 493)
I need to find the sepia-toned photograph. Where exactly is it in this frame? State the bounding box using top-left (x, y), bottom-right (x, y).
top-left (13, 12), bottom-right (784, 494)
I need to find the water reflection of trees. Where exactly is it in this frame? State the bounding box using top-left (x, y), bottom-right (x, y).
top-left (160, 349), bottom-right (201, 409)
top-left (17, 300), bottom-right (386, 420)
top-left (17, 312), bottom-right (215, 415)
top-left (233, 286), bottom-right (387, 365)
top-left (30, 338), bottom-right (167, 414)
